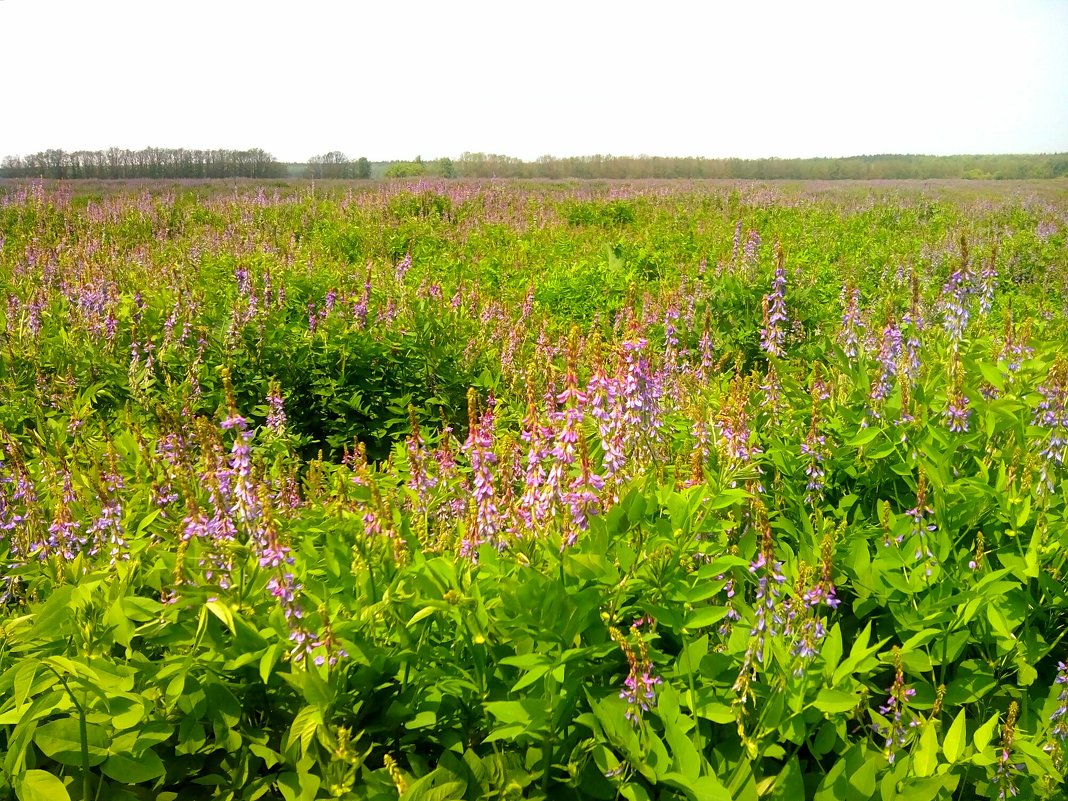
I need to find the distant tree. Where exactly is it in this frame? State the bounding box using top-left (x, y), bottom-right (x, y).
top-left (305, 151), bottom-right (356, 179)
top-left (384, 161), bottom-right (427, 178)
top-left (438, 157), bottom-right (455, 179)
top-left (355, 157), bottom-right (371, 179)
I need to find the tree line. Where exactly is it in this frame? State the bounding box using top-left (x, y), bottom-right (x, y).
top-left (0, 148), bottom-right (286, 180)
top-left (4, 149), bottom-right (1067, 181)
top-left (451, 152), bottom-right (1068, 180)
top-left (304, 152), bottom-right (371, 180)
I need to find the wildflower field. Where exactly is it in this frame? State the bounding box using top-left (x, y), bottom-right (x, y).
top-left (1, 178), bottom-right (1068, 801)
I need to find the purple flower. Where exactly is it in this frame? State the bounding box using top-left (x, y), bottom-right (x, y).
top-left (760, 247), bottom-right (788, 357)
top-left (743, 228), bottom-right (761, 270)
top-left (1051, 661), bottom-right (1068, 746)
top-left (461, 391), bottom-right (498, 556)
top-left (1033, 360), bottom-right (1068, 493)
top-left (871, 319), bottom-right (902, 406)
top-left (875, 648), bottom-right (917, 764)
top-left (266, 381), bottom-right (287, 435)
top-left (838, 287), bottom-right (865, 360)
top-left (903, 472), bottom-right (937, 575)
top-left (395, 253), bottom-right (412, 282)
top-left (612, 625), bottom-right (661, 724)
top-left (944, 392), bottom-right (970, 433)
top-left (939, 239), bottom-right (976, 349)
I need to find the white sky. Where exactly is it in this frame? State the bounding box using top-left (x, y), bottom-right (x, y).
top-left (2, 0), bottom-right (1066, 163)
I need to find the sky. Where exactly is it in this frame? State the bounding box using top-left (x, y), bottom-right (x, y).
top-left (2, 0), bottom-right (1066, 163)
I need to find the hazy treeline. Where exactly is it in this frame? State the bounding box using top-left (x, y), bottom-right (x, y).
top-left (452, 152), bottom-right (1068, 180)
top-left (304, 151), bottom-right (372, 180)
top-left (4, 149), bottom-right (1067, 181)
top-left (0, 148), bottom-right (286, 179)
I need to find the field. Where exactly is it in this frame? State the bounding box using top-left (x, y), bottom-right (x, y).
top-left (1, 177), bottom-right (1067, 800)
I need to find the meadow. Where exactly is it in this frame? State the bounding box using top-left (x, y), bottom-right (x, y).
top-left (0, 177), bottom-right (1067, 800)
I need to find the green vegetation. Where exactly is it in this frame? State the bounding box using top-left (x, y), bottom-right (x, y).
top-left (0, 179), bottom-right (1066, 799)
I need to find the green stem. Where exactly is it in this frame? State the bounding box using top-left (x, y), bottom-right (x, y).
top-left (44, 665), bottom-right (91, 801)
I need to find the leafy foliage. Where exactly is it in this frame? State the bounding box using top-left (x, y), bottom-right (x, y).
top-left (0, 179), bottom-right (1066, 800)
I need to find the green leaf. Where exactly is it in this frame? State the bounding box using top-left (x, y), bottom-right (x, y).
top-left (34, 718), bottom-right (109, 766)
top-left (406, 605), bottom-right (440, 626)
top-left (676, 634), bottom-right (709, 680)
top-left (659, 772), bottom-right (731, 801)
top-left (17, 770), bottom-right (71, 801)
top-left (1023, 524), bottom-right (1040, 578)
top-left (985, 605), bottom-right (1017, 642)
top-left (1015, 495), bottom-right (1031, 530)
top-left (972, 712), bottom-right (1000, 753)
top-left (204, 682), bottom-right (242, 728)
top-left (510, 663), bottom-right (551, 693)
top-left (822, 624), bottom-right (843, 679)
top-left (259, 642), bottom-right (283, 684)
top-left (403, 779), bottom-right (467, 801)
top-left (943, 709), bottom-right (967, 763)
top-left (13, 662), bottom-right (39, 709)
top-left (832, 623), bottom-right (888, 685)
top-left (101, 749), bottom-right (166, 784)
top-left (205, 600), bottom-right (236, 634)
top-left (847, 754), bottom-right (878, 800)
top-left (766, 756), bottom-right (805, 801)
top-left (813, 688), bottom-right (861, 714)
top-left (976, 362), bottom-right (1006, 392)
top-left (912, 723), bottom-right (939, 777)
top-left (657, 686), bottom-right (701, 782)
top-left (104, 695), bottom-right (145, 732)
top-left (848, 426), bottom-right (881, 448)
top-left (278, 771), bottom-right (321, 801)
top-left (26, 586), bottom-right (75, 644)
top-left (684, 606), bottom-right (729, 630)
top-left (287, 706), bottom-right (322, 757)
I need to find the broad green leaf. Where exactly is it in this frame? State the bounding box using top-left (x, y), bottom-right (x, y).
top-left (658, 686), bottom-right (701, 781)
top-left (204, 682), bottom-right (242, 728)
top-left (972, 712), bottom-right (1000, 753)
top-left (895, 775), bottom-right (958, 801)
top-left (660, 772), bottom-right (731, 801)
top-left (985, 605), bottom-right (1016, 642)
top-left (912, 723), bottom-right (939, 777)
top-left (287, 706), bottom-right (322, 757)
top-left (822, 623), bottom-right (843, 679)
top-left (833, 623), bottom-right (888, 685)
top-left (205, 600), bottom-right (236, 634)
top-left (847, 754), bottom-right (878, 799)
top-left (943, 709), bottom-right (966, 763)
top-left (13, 662), bottom-right (39, 710)
top-left (259, 642), bottom-right (283, 684)
top-left (34, 718), bottom-right (109, 766)
top-left (26, 586), bottom-right (75, 644)
top-left (766, 756), bottom-right (804, 801)
top-left (813, 688), bottom-right (862, 714)
top-left (17, 770), bottom-right (71, 801)
top-left (101, 749), bottom-right (166, 783)
top-left (684, 606), bottom-right (729, 630)
top-left (406, 605), bottom-right (439, 626)
top-left (278, 771), bottom-right (321, 801)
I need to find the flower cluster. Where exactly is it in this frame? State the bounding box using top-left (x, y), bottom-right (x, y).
top-left (995, 701), bottom-right (1022, 800)
top-left (611, 620), bottom-right (662, 725)
top-left (461, 390), bottom-right (499, 557)
top-left (760, 245), bottom-right (788, 357)
top-left (838, 286), bottom-right (865, 360)
top-left (875, 647), bottom-right (918, 764)
top-left (1050, 662), bottom-right (1068, 768)
top-left (1033, 358), bottom-right (1068, 494)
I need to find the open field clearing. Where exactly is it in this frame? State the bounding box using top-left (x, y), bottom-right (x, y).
top-left (1, 178), bottom-right (1067, 800)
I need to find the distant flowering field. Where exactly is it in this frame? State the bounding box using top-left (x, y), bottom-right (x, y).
top-left (0, 178), bottom-right (1067, 800)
